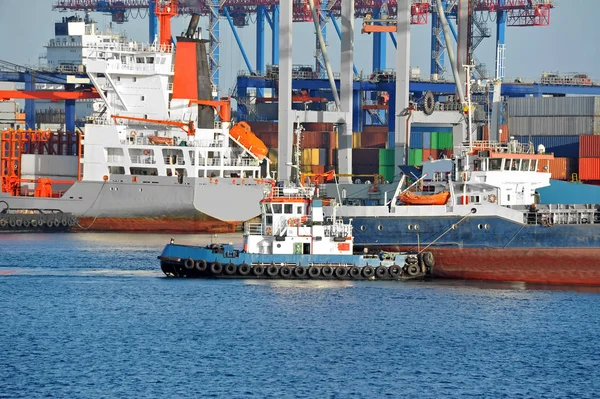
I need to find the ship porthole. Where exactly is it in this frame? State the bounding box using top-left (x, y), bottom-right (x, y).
top-left (414, 224), bottom-right (420, 231)
top-left (377, 225), bottom-right (383, 231)
top-left (139, 188), bottom-right (143, 192)
top-left (478, 224), bottom-right (483, 230)
top-left (408, 225), bottom-right (413, 230)
top-left (451, 224), bottom-right (457, 230)
top-left (277, 244), bottom-right (281, 248)
top-left (484, 224), bottom-right (490, 230)
top-left (360, 225), bottom-right (366, 231)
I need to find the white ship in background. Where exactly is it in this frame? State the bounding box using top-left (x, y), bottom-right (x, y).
top-left (1, 13), bottom-right (272, 232)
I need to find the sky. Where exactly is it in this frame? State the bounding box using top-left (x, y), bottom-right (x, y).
top-left (0, 0), bottom-right (598, 95)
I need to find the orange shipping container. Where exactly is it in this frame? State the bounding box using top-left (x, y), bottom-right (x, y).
top-left (579, 135), bottom-right (600, 158)
top-left (537, 157), bottom-right (576, 181)
top-left (361, 132), bottom-right (387, 148)
top-left (422, 149), bottom-right (441, 161)
top-left (579, 158), bottom-right (600, 181)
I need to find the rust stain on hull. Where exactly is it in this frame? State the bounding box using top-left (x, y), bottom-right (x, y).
top-left (74, 217), bottom-right (241, 234)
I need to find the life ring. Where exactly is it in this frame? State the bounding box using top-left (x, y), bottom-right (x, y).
top-left (265, 226), bottom-right (273, 235)
top-left (143, 149), bottom-right (150, 156)
top-left (131, 131), bottom-right (137, 136)
top-left (287, 218), bottom-right (297, 227)
top-left (488, 194), bottom-right (497, 203)
top-left (0, 219), bottom-right (7, 227)
top-left (232, 179), bottom-right (236, 185)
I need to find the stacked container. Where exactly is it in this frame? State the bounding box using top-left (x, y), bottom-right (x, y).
top-left (378, 149), bottom-right (395, 182)
top-left (578, 135), bottom-right (600, 181)
top-left (352, 148), bottom-right (380, 175)
top-left (509, 97), bottom-right (600, 136)
top-left (408, 127), bottom-right (454, 166)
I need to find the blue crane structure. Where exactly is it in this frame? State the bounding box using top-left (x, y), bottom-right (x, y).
top-left (51, 0), bottom-right (555, 92)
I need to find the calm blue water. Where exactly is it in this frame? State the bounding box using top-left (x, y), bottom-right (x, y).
top-left (1, 233), bottom-right (600, 398)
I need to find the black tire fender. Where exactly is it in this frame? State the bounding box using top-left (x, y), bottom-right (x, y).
top-left (184, 258), bottom-right (195, 270)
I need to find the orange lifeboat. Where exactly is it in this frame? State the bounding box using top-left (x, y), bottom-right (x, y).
top-left (229, 122), bottom-right (269, 161)
top-left (398, 190), bottom-right (450, 205)
top-left (147, 136), bottom-right (175, 145)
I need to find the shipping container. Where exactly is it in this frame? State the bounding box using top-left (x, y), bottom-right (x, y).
top-left (508, 96), bottom-right (600, 117)
top-left (408, 149), bottom-right (423, 166)
top-left (363, 125), bottom-right (388, 134)
top-left (352, 164), bottom-right (379, 175)
top-left (352, 132), bottom-right (361, 148)
top-left (302, 122), bottom-right (333, 131)
top-left (318, 148), bottom-right (327, 165)
top-left (248, 121), bottom-right (278, 133)
top-left (430, 132), bottom-right (440, 149)
top-left (378, 149), bottom-right (395, 166)
top-left (410, 125), bottom-right (453, 133)
top-left (422, 149), bottom-right (441, 161)
top-left (352, 148), bottom-right (379, 165)
top-left (409, 132), bottom-right (423, 149)
top-left (438, 132), bottom-right (453, 149)
top-left (537, 157), bottom-right (577, 181)
top-left (514, 135), bottom-right (580, 158)
top-left (508, 116), bottom-right (599, 136)
top-left (423, 132), bottom-right (431, 148)
top-left (378, 165), bottom-right (396, 182)
top-left (579, 135), bottom-right (600, 158)
top-left (361, 132), bottom-right (387, 148)
top-left (579, 158), bottom-right (600, 181)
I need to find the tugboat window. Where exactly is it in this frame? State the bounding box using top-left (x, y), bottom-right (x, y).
top-left (521, 160), bottom-right (529, 171)
top-left (265, 204), bottom-right (272, 213)
top-left (530, 161), bottom-right (537, 171)
top-left (272, 204), bottom-right (282, 214)
top-left (296, 206), bottom-right (302, 214)
top-left (284, 204), bottom-right (293, 214)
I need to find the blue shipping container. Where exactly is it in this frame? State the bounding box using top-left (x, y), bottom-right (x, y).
top-left (514, 135), bottom-right (580, 158)
top-left (423, 132), bottom-right (431, 149)
top-left (410, 126), bottom-right (453, 133)
top-left (409, 132), bottom-right (423, 149)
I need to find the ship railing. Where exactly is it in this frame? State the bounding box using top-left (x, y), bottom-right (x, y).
top-left (524, 208), bottom-right (598, 226)
top-left (85, 41), bottom-right (174, 54)
top-left (163, 156), bottom-right (184, 165)
top-left (244, 222), bottom-right (263, 236)
top-left (268, 186), bottom-right (314, 199)
top-left (133, 155), bottom-right (156, 165)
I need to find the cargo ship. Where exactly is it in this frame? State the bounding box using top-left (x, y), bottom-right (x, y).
top-left (0, 15), bottom-right (272, 232)
top-left (324, 139), bottom-right (600, 286)
top-left (159, 181), bottom-right (431, 280)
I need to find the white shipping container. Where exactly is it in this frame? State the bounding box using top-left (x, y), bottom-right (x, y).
top-left (20, 154), bottom-right (78, 178)
top-left (508, 96), bottom-right (600, 117)
top-left (508, 116), bottom-right (599, 136)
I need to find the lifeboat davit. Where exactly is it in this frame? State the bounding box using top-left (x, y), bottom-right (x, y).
top-left (229, 121), bottom-right (269, 161)
top-left (398, 190), bottom-right (450, 205)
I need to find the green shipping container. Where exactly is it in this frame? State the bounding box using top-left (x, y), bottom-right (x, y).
top-left (430, 132), bottom-right (440, 149)
top-left (378, 149), bottom-right (395, 166)
top-left (379, 165), bottom-right (396, 182)
top-left (439, 132), bottom-right (453, 149)
top-left (408, 149), bottom-right (423, 166)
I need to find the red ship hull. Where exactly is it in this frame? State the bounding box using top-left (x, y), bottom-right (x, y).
top-left (74, 217), bottom-right (240, 234)
top-left (382, 247), bottom-right (600, 286)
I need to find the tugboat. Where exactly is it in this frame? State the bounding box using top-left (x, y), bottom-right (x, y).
top-left (158, 182), bottom-right (433, 280)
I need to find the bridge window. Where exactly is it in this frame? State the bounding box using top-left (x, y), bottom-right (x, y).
top-left (265, 204), bottom-right (272, 214)
top-left (530, 161), bottom-right (537, 171)
top-left (489, 159), bottom-right (502, 171)
top-left (272, 204), bottom-right (282, 214)
top-left (108, 166), bottom-right (124, 174)
top-left (503, 159), bottom-right (511, 171)
top-left (284, 204), bottom-right (293, 214)
top-left (296, 206), bottom-right (303, 214)
top-left (521, 160), bottom-right (530, 171)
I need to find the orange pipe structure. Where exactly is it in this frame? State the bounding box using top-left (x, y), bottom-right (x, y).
top-left (188, 99), bottom-right (232, 122)
top-left (155, 0), bottom-right (178, 47)
top-left (111, 115), bottom-right (196, 136)
top-left (0, 90), bottom-right (100, 101)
